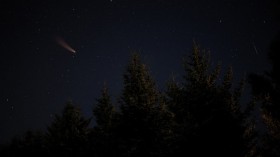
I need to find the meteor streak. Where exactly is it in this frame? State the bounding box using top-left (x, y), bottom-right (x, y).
top-left (252, 42), bottom-right (258, 55)
top-left (55, 36), bottom-right (76, 54)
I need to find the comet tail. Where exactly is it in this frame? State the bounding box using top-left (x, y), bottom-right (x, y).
top-left (55, 36), bottom-right (76, 53)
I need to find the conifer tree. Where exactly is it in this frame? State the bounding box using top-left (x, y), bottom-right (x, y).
top-left (249, 33), bottom-right (280, 156)
top-left (118, 52), bottom-right (174, 157)
top-left (93, 85), bottom-right (116, 132)
top-left (0, 130), bottom-right (47, 156)
top-left (166, 42), bottom-right (248, 156)
top-left (91, 85), bottom-right (118, 156)
top-left (46, 101), bottom-right (90, 156)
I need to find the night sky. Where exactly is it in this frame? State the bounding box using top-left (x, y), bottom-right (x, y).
top-left (1, 0), bottom-right (279, 143)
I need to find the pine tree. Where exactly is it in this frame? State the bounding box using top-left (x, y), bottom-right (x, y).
top-left (46, 101), bottom-right (90, 156)
top-left (91, 85), bottom-right (118, 156)
top-left (118, 52), bottom-right (174, 157)
top-left (165, 75), bottom-right (184, 123)
top-left (121, 53), bottom-right (158, 112)
top-left (249, 33), bottom-right (280, 156)
top-left (166, 42), bottom-right (248, 156)
top-left (93, 85), bottom-right (116, 132)
top-left (0, 130), bottom-right (47, 156)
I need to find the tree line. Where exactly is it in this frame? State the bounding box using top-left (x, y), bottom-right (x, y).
top-left (1, 37), bottom-right (279, 156)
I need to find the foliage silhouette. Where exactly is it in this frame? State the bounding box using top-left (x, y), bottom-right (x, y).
top-left (248, 33), bottom-right (280, 157)
top-left (46, 101), bottom-right (91, 156)
top-left (0, 130), bottom-right (47, 156)
top-left (166, 42), bottom-right (249, 156)
top-left (1, 41), bottom-right (278, 157)
top-left (117, 52), bottom-right (174, 157)
top-left (90, 85), bottom-right (119, 156)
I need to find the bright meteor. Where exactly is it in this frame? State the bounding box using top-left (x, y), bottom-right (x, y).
top-left (55, 36), bottom-right (76, 54)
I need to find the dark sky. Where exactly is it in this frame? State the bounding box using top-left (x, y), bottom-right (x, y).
top-left (1, 0), bottom-right (279, 143)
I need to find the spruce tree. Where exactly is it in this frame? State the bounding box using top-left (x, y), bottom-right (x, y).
top-left (91, 85), bottom-right (118, 156)
top-left (248, 33), bottom-right (280, 156)
top-left (46, 101), bottom-right (90, 156)
top-left (118, 52), bottom-right (173, 157)
top-left (166, 42), bottom-right (248, 156)
top-left (93, 85), bottom-right (116, 132)
top-left (0, 130), bottom-right (47, 156)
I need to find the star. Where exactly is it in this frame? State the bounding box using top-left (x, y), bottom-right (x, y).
top-left (1, 0), bottom-right (277, 146)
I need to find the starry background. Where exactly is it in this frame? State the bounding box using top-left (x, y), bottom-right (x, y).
top-left (0, 0), bottom-right (279, 143)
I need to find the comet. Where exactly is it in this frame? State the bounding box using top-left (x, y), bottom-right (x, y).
top-left (55, 36), bottom-right (76, 54)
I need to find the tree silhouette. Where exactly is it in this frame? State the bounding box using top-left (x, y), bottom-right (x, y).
top-left (0, 43), bottom-right (263, 157)
top-left (0, 130), bottom-right (47, 156)
top-left (93, 85), bottom-right (116, 132)
top-left (90, 85), bottom-right (119, 156)
top-left (46, 101), bottom-right (90, 156)
top-left (117, 52), bottom-right (174, 157)
top-left (166, 42), bottom-right (249, 156)
top-left (248, 33), bottom-right (280, 156)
